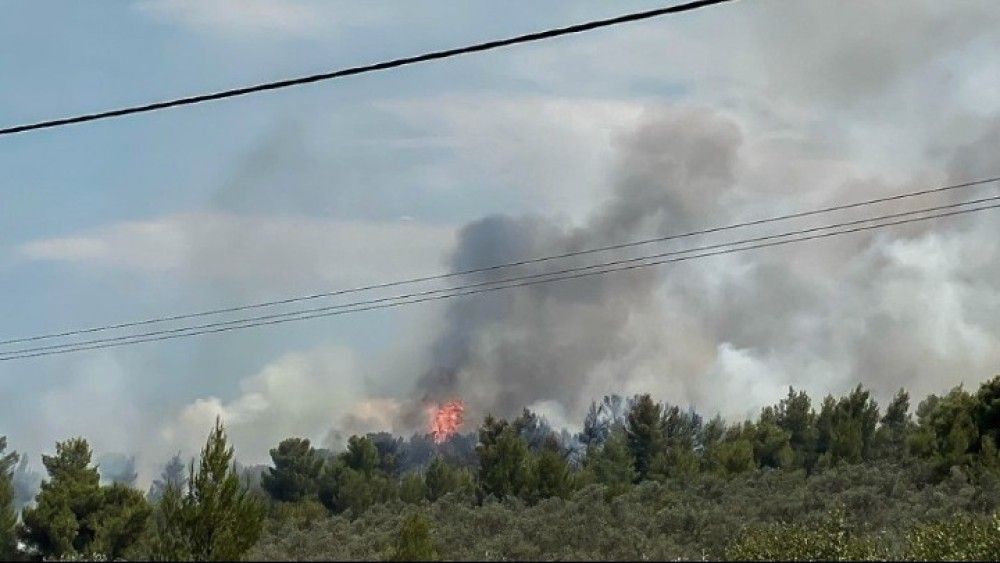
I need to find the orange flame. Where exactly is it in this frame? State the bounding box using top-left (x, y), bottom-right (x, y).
top-left (430, 400), bottom-right (465, 444)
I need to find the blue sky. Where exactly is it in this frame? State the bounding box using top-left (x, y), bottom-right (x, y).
top-left (3, 1), bottom-right (1000, 479)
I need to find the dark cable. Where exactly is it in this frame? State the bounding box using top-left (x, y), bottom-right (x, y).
top-left (3, 198), bottom-right (996, 361)
top-left (2, 174), bottom-right (995, 348)
top-left (0, 0), bottom-right (734, 136)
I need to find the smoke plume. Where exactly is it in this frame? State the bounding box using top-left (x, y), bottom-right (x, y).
top-left (400, 107), bottom-right (1000, 428)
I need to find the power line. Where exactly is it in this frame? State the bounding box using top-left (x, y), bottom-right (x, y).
top-left (0, 0), bottom-right (734, 137)
top-left (5, 201), bottom-right (995, 361)
top-left (3, 175), bottom-right (996, 348)
top-left (3, 198), bottom-right (997, 361)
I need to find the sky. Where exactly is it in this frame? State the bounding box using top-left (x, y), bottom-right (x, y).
top-left (2, 0), bottom-right (1000, 483)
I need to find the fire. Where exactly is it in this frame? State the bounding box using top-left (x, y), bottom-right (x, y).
top-left (430, 399), bottom-right (465, 444)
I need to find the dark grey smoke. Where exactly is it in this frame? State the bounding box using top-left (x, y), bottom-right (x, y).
top-left (400, 106), bottom-right (1000, 429)
top-left (97, 452), bottom-right (138, 487)
top-left (407, 108), bottom-right (743, 423)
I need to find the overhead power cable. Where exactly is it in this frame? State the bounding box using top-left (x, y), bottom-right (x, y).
top-left (2, 197), bottom-right (997, 361)
top-left (2, 175), bottom-right (996, 348)
top-left (0, 0), bottom-right (733, 137)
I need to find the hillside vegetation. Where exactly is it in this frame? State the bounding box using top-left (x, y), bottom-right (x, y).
top-left (5, 376), bottom-right (1000, 560)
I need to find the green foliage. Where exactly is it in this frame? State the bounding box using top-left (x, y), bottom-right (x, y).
top-left (530, 439), bottom-right (573, 502)
top-left (704, 424), bottom-right (756, 475)
top-left (652, 406), bottom-right (701, 479)
top-left (726, 507), bottom-right (884, 561)
top-left (252, 461), bottom-right (1000, 561)
top-left (142, 417), bottom-right (265, 561)
top-left (313, 435), bottom-right (403, 517)
top-left (391, 512), bottom-right (437, 561)
top-left (19, 438), bottom-right (102, 558)
top-left (18, 437), bottom-right (150, 560)
top-left (874, 389), bottom-right (911, 460)
top-left (976, 375), bottom-right (1000, 448)
top-left (424, 456), bottom-right (470, 502)
top-left (817, 385), bottom-right (880, 466)
top-left (909, 386), bottom-right (979, 474)
top-left (776, 387), bottom-right (819, 469)
top-left (269, 499), bottom-right (328, 530)
top-left (477, 416), bottom-right (533, 501)
top-left (905, 513), bottom-right (1000, 560)
top-left (752, 415), bottom-right (794, 469)
top-left (319, 459), bottom-right (398, 516)
top-left (148, 452), bottom-right (187, 503)
top-left (261, 437), bottom-right (323, 503)
top-left (400, 472), bottom-right (427, 505)
top-left (625, 394), bottom-right (664, 480)
top-left (584, 429), bottom-right (636, 493)
top-left (0, 437), bottom-right (17, 560)
top-left (342, 435), bottom-right (379, 475)
top-left (91, 483), bottom-right (152, 559)
top-left (139, 484), bottom-right (191, 561)
top-left (22, 379), bottom-right (1000, 560)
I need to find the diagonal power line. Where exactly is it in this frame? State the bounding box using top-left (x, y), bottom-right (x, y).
top-left (2, 197), bottom-right (997, 361)
top-left (0, 0), bottom-right (734, 136)
top-left (2, 175), bottom-right (997, 348)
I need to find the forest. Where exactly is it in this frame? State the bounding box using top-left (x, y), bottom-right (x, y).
top-left (4, 375), bottom-right (1000, 561)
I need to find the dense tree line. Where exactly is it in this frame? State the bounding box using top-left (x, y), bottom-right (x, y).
top-left (4, 375), bottom-right (1000, 560)
top-left (0, 419), bottom-right (263, 560)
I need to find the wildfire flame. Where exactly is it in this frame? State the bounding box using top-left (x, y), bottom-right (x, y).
top-left (430, 399), bottom-right (465, 444)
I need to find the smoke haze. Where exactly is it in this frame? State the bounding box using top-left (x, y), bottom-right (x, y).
top-left (3, 1), bottom-right (1000, 484)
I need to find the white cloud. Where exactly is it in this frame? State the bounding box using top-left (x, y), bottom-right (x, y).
top-left (135, 0), bottom-right (324, 37)
top-left (18, 212), bottom-right (456, 295)
top-left (377, 95), bottom-right (649, 223)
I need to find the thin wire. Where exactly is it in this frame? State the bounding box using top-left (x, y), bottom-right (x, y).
top-left (0, 0), bottom-right (734, 136)
top-left (3, 199), bottom-right (996, 361)
top-left (3, 175), bottom-right (996, 348)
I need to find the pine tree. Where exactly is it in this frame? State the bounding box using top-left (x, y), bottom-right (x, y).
top-left (531, 436), bottom-right (573, 501)
top-left (399, 472), bottom-right (426, 504)
top-left (146, 417), bottom-right (264, 561)
top-left (19, 437), bottom-right (105, 557)
top-left (655, 405), bottom-right (702, 478)
top-left (753, 409), bottom-right (793, 469)
top-left (391, 512), bottom-right (437, 561)
top-left (188, 417), bottom-right (264, 560)
top-left (815, 387), bottom-right (880, 466)
top-left (815, 395), bottom-right (837, 459)
top-left (975, 375), bottom-right (1000, 448)
top-left (580, 400), bottom-right (609, 448)
top-left (18, 437), bottom-right (149, 559)
top-left (874, 389), bottom-right (911, 460)
top-left (710, 424), bottom-right (756, 475)
top-left (317, 435), bottom-right (399, 516)
top-left (911, 387), bottom-right (978, 474)
top-left (834, 385), bottom-right (880, 463)
top-left (148, 452), bottom-right (187, 503)
top-left (424, 456), bottom-right (460, 502)
top-left (367, 432), bottom-right (405, 477)
top-left (776, 387), bottom-right (818, 469)
top-left (476, 416), bottom-right (532, 500)
top-left (143, 483), bottom-right (192, 561)
top-left (625, 394), bottom-right (664, 481)
top-left (0, 437), bottom-right (18, 560)
top-left (341, 436), bottom-right (379, 475)
top-left (91, 483), bottom-right (152, 559)
top-left (585, 428), bottom-right (636, 490)
top-left (261, 437), bottom-right (323, 502)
